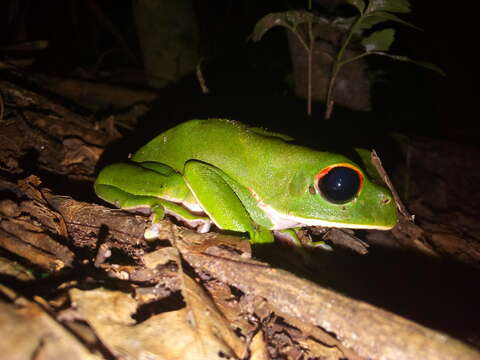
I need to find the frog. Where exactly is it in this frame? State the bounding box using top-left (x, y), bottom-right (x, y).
top-left (94, 118), bottom-right (397, 245)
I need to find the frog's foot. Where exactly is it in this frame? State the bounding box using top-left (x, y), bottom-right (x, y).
top-left (161, 200), bottom-right (212, 233)
top-left (274, 228), bottom-right (333, 251)
top-left (310, 239), bottom-right (333, 251)
top-left (249, 226), bottom-right (275, 244)
top-left (274, 229), bottom-right (302, 246)
top-left (145, 215), bottom-right (211, 240)
top-left (144, 222), bottom-right (163, 240)
top-left (165, 209), bottom-right (212, 233)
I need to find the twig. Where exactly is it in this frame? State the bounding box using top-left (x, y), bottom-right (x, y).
top-left (371, 150), bottom-right (413, 221)
top-left (196, 59), bottom-right (210, 94)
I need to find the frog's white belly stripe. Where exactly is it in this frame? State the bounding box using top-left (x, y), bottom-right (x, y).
top-left (160, 195), bottom-right (204, 213)
top-left (181, 201), bottom-right (203, 213)
top-left (258, 199), bottom-right (392, 230)
top-left (257, 203), bottom-right (302, 229)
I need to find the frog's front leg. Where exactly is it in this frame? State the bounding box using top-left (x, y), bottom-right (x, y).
top-left (94, 162), bottom-right (211, 234)
top-left (183, 160), bottom-right (274, 244)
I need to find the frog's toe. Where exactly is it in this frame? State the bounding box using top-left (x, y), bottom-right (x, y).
top-left (195, 219), bottom-right (212, 233)
top-left (144, 223), bottom-right (163, 239)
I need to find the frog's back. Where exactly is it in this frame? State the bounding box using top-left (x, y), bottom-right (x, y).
top-left (132, 118), bottom-right (288, 170)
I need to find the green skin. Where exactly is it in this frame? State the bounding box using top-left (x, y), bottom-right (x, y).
top-left (94, 119), bottom-right (397, 244)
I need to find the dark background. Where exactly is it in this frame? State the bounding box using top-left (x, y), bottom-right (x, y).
top-left (0, 0), bottom-right (475, 144)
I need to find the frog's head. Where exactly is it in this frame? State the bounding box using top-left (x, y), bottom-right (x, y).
top-left (271, 154), bottom-right (398, 230)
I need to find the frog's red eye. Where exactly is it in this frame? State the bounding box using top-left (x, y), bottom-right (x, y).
top-left (315, 165), bottom-right (363, 204)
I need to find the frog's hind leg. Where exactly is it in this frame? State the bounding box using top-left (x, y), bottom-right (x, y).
top-left (94, 162), bottom-right (210, 232)
top-left (93, 183), bottom-right (167, 222)
top-left (183, 160), bottom-right (274, 244)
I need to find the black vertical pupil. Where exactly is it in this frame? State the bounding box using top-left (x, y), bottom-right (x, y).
top-left (319, 166), bottom-right (360, 204)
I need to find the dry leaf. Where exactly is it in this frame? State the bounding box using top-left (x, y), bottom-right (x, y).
top-left (0, 294), bottom-right (101, 360)
top-left (179, 274), bottom-right (247, 359)
top-left (69, 284), bottom-right (247, 360)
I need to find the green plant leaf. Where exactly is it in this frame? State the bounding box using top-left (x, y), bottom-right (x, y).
top-left (369, 52), bottom-right (446, 76)
top-left (359, 11), bottom-right (421, 30)
top-left (366, 0), bottom-right (411, 14)
top-left (250, 10), bottom-right (327, 42)
top-left (346, 0), bottom-right (366, 14)
top-left (361, 28), bottom-right (395, 52)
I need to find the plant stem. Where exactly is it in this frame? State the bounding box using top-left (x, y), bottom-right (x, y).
top-left (324, 63), bottom-right (339, 120)
top-left (324, 15), bottom-right (362, 119)
top-left (338, 51), bottom-right (368, 66)
top-left (306, 0), bottom-right (313, 116)
top-left (307, 21), bottom-right (313, 116)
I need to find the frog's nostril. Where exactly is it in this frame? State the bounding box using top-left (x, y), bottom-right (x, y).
top-left (381, 196), bottom-right (391, 205)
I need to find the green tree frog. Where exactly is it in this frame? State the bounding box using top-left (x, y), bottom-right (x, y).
top-left (94, 119), bottom-right (397, 244)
